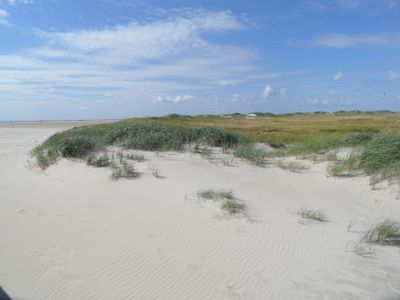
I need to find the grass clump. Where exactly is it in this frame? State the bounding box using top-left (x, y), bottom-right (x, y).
top-left (276, 160), bottom-right (309, 173)
top-left (87, 154), bottom-right (111, 168)
top-left (298, 209), bottom-right (328, 223)
top-left (111, 160), bottom-right (139, 180)
top-left (126, 152), bottom-right (145, 162)
top-left (197, 189), bottom-right (235, 201)
top-left (327, 151), bottom-right (361, 177)
top-left (233, 144), bottom-right (265, 166)
top-left (221, 198), bottom-right (245, 215)
top-left (197, 189), bottom-right (245, 215)
top-left (363, 221), bottom-right (400, 246)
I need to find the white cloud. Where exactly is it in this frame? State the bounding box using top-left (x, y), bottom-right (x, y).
top-left (388, 70), bottom-right (399, 80)
top-left (328, 89), bottom-right (336, 95)
top-left (37, 10), bottom-right (243, 66)
top-left (280, 87), bottom-right (288, 96)
top-left (262, 85), bottom-right (273, 98)
top-left (0, 9), bottom-right (266, 110)
top-left (333, 71), bottom-right (343, 80)
top-left (219, 80), bottom-right (237, 87)
top-left (154, 94), bottom-right (194, 103)
top-left (0, 9), bottom-right (10, 25)
top-left (231, 93), bottom-right (248, 102)
top-left (309, 33), bottom-right (400, 48)
top-left (307, 98), bottom-right (330, 105)
top-left (2, 0), bottom-right (34, 5)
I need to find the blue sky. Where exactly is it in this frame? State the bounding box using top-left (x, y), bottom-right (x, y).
top-left (1, 0), bottom-right (400, 120)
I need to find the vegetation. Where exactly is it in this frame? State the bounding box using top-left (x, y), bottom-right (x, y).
top-left (276, 160), bottom-right (310, 173)
top-left (32, 121), bottom-right (244, 169)
top-left (87, 154), bottom-right (111, 168)
top-left (300, 210), bottom-right (327, 222)
top-left (31, 111), bottom-right (400, 188)
top-left (363, 221), bottom-right (400, 246)
top-left (298, 209), bottom-right (328, 223)
top-left (197, 189), bottom-right (235, 201)
top-left (111, 160), bottom-right (139, 180)
top-left (126, 152), bottom-right (145, 162)
top-left (197, 189), bottom-right (245, 215)
top-left (233, 144), bottom-right (265, 166)
top-left (139, 111), bottom-right (399, 145)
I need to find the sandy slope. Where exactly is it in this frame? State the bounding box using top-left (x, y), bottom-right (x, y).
top-left (1, 123), bottom-right (400, 300)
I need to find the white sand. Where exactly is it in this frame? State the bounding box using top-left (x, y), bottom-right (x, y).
top-left (1, 123), bottom-right (400, 300)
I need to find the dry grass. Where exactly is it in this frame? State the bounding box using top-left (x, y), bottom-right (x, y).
top-left (142, 111), bottom-right (400, 146)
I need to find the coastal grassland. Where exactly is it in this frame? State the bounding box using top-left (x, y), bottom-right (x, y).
top-left (142, 110), bottom-right (400, 146)
top-left (151, 111), bottom-right (400, 186)
top-left (31, 111), bottom-right (400, 188)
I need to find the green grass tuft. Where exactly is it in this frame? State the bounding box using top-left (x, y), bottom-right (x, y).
top-left (111, 160), bottom-right (139, 180)
top-left (298, 209), bottom-right (328, 222)
top-left (363, 221), bottom-right (400, 245)
top-left (87, 154), bottom-right (111, 168)
top-left (197, 189), bottom-right (244, 215)
top-left (276, 160), bottom-right (309, 173)
top-left (233, 144), bottom-right (265, 166)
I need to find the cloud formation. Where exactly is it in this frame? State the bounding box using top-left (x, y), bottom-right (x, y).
top-left (262, 85), bottom-right (273, 98)
top-left (308, 32), bottom-right (400, 48)
top-left (0, 9), bottom-right (262, 111)
top-left (333, 71), bottom-right (343, 80)
top-left (1, 0), bottom-right (34, 5)
top-left (388, 70), bottom-right (399, 80)
top-left (154, 95), bottom-right (194, 103)
top-left (0, 8), bottom-right (9, 25)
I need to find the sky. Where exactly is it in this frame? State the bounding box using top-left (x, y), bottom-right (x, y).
top-left (1, 0), bottom-right (400, 120)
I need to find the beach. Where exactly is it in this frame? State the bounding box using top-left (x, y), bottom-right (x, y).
top-left (1, 122), bottom-right (400, 300)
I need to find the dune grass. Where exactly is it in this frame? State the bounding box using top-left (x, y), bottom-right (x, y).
top-left (363, 221), bottom-right (400, 246)
top-left (276, 160), bottom-right (310, 173)
top-left (298, 209), bottom-right (328, 223)
top-left (32, 121), bottom-right (244, 169)
top-left (318, 133), bottom-right (400, 186)
top-left (233, 144), bottom-right (265, 166)
top-left (31, 112), bottom-right (400, 187)
top-left (126, 152), bottom-right (145, 162)
top-left (197, 189), bottom-right (245, 215)
top-left (87, 154), bottom-right (111, 168)
top-left (197, 189), bottom-right (235, 201)
top-left (111, 160), bottom-right (139, 180)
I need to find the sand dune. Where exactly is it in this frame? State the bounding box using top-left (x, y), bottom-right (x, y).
top-left (1, 123), bottom-right (400, 299)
